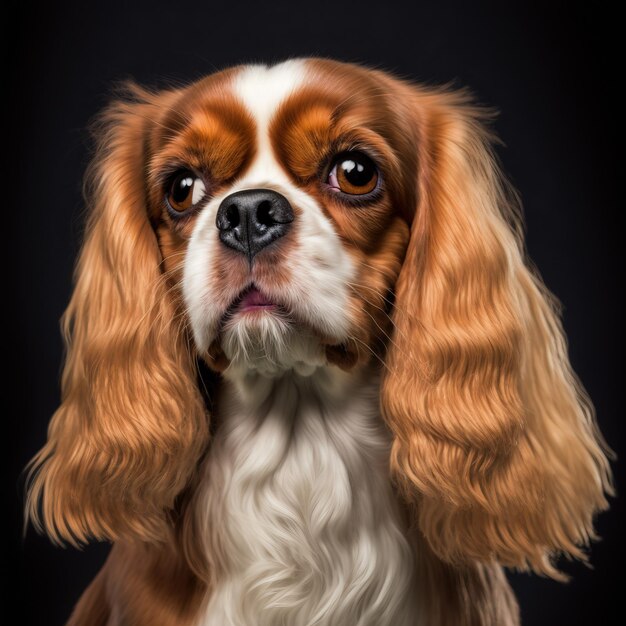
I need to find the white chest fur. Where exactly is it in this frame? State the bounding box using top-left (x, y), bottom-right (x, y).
top-left (195, 367), bottom-right (418, 626)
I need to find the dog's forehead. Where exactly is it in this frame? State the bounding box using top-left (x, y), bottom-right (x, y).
top-left (154, 60), bottom-right (407, 191)
top-left (231, 60), bottom-right (308, 184)
top-left (234, 60), bottom-right (308, 134)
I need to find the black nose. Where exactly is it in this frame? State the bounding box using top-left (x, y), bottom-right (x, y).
top-left (216, 189), bottom-right (294, 260)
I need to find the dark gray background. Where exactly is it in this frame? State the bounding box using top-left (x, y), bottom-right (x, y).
top-left (6, 1), bottom-right (623, 624)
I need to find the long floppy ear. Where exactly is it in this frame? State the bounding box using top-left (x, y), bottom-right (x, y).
top-left (381, 87), bottom-right (613, 577)
top-left (26, 88), bottom-right (209, 545)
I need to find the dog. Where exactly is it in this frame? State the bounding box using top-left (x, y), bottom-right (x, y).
top-left (26, 58), bottom-right (612, 625)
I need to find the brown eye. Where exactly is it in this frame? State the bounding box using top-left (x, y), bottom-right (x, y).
top-left (328, 152), bottom-right (378, 195)
top-left (167, 171), bottom-right (206, 213)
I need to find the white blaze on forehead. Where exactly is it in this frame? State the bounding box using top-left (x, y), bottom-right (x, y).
top-left (234, 60), bottom-right (306, 184)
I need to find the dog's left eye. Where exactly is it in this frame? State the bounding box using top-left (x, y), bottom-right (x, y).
top-left (166, 171), bottom-right (206, 214)
top-left (327, 152), bottom-right (378, 195)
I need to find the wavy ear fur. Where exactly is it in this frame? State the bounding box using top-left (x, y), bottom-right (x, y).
top-left (26, 88), bottom-right (209, 544)
top-left (381, 86), bottom-right (613, 577)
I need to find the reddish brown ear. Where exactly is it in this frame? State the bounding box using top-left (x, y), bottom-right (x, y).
top-left (381, 86), bottom-right (613, 577)
top-left (26, 88), bottom-right (209, 545)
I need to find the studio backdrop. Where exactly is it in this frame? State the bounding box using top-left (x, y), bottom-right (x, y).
top-left (7, 2), bottom-right (623, 625)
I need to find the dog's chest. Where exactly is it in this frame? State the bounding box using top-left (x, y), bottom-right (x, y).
top-left (196, 371), bottom-right (418, 626)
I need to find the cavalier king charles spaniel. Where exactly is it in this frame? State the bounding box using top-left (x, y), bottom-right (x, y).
top-left (26, 59), bottom-right (612, 626)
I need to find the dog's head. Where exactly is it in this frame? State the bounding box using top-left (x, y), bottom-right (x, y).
top-left (27, 59), bottom-right (611, 578)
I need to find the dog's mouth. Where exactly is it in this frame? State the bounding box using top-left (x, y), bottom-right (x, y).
top-left (234, 286), bottom-right (277, 312)
top-left (207, 283), bottom-right (356, 372)
top-left (222, 284), bottom-right (288, 321)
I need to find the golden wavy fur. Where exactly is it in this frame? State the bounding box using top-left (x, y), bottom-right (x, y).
top-left (380, 82), bottom-right (613, 578)
top-left (26, 93), bottom-right (210, 545)
top-left (25, 59), bottom-right (612, 625)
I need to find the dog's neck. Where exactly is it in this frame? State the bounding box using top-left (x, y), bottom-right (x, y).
top-left (196, 364), bottom-right (419, 626)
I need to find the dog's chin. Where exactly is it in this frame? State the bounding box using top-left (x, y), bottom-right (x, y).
top-left (219, 310), bottom-right (326, 378)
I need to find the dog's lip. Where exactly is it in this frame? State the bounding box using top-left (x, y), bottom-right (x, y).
top-left (237, 286), bottom-right (276, 311)
top-left (225, 284), bottom-right (280, 316)
top-left (218, 285), bottom-right (341, 345)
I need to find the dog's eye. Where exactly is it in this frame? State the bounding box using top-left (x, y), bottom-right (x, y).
top-left (167, 171), bottom-right (206, 214)
top-left (327, 152), bottom-right (378, 195)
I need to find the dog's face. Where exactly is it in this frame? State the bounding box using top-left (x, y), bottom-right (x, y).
top-left (27, 59), bottom-right (610, 582)
top-left (146, 60), bottom-right (414, 376)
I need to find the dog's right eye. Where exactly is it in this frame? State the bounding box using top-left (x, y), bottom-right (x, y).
top-left (166, 171), bottom-right (206, 215)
